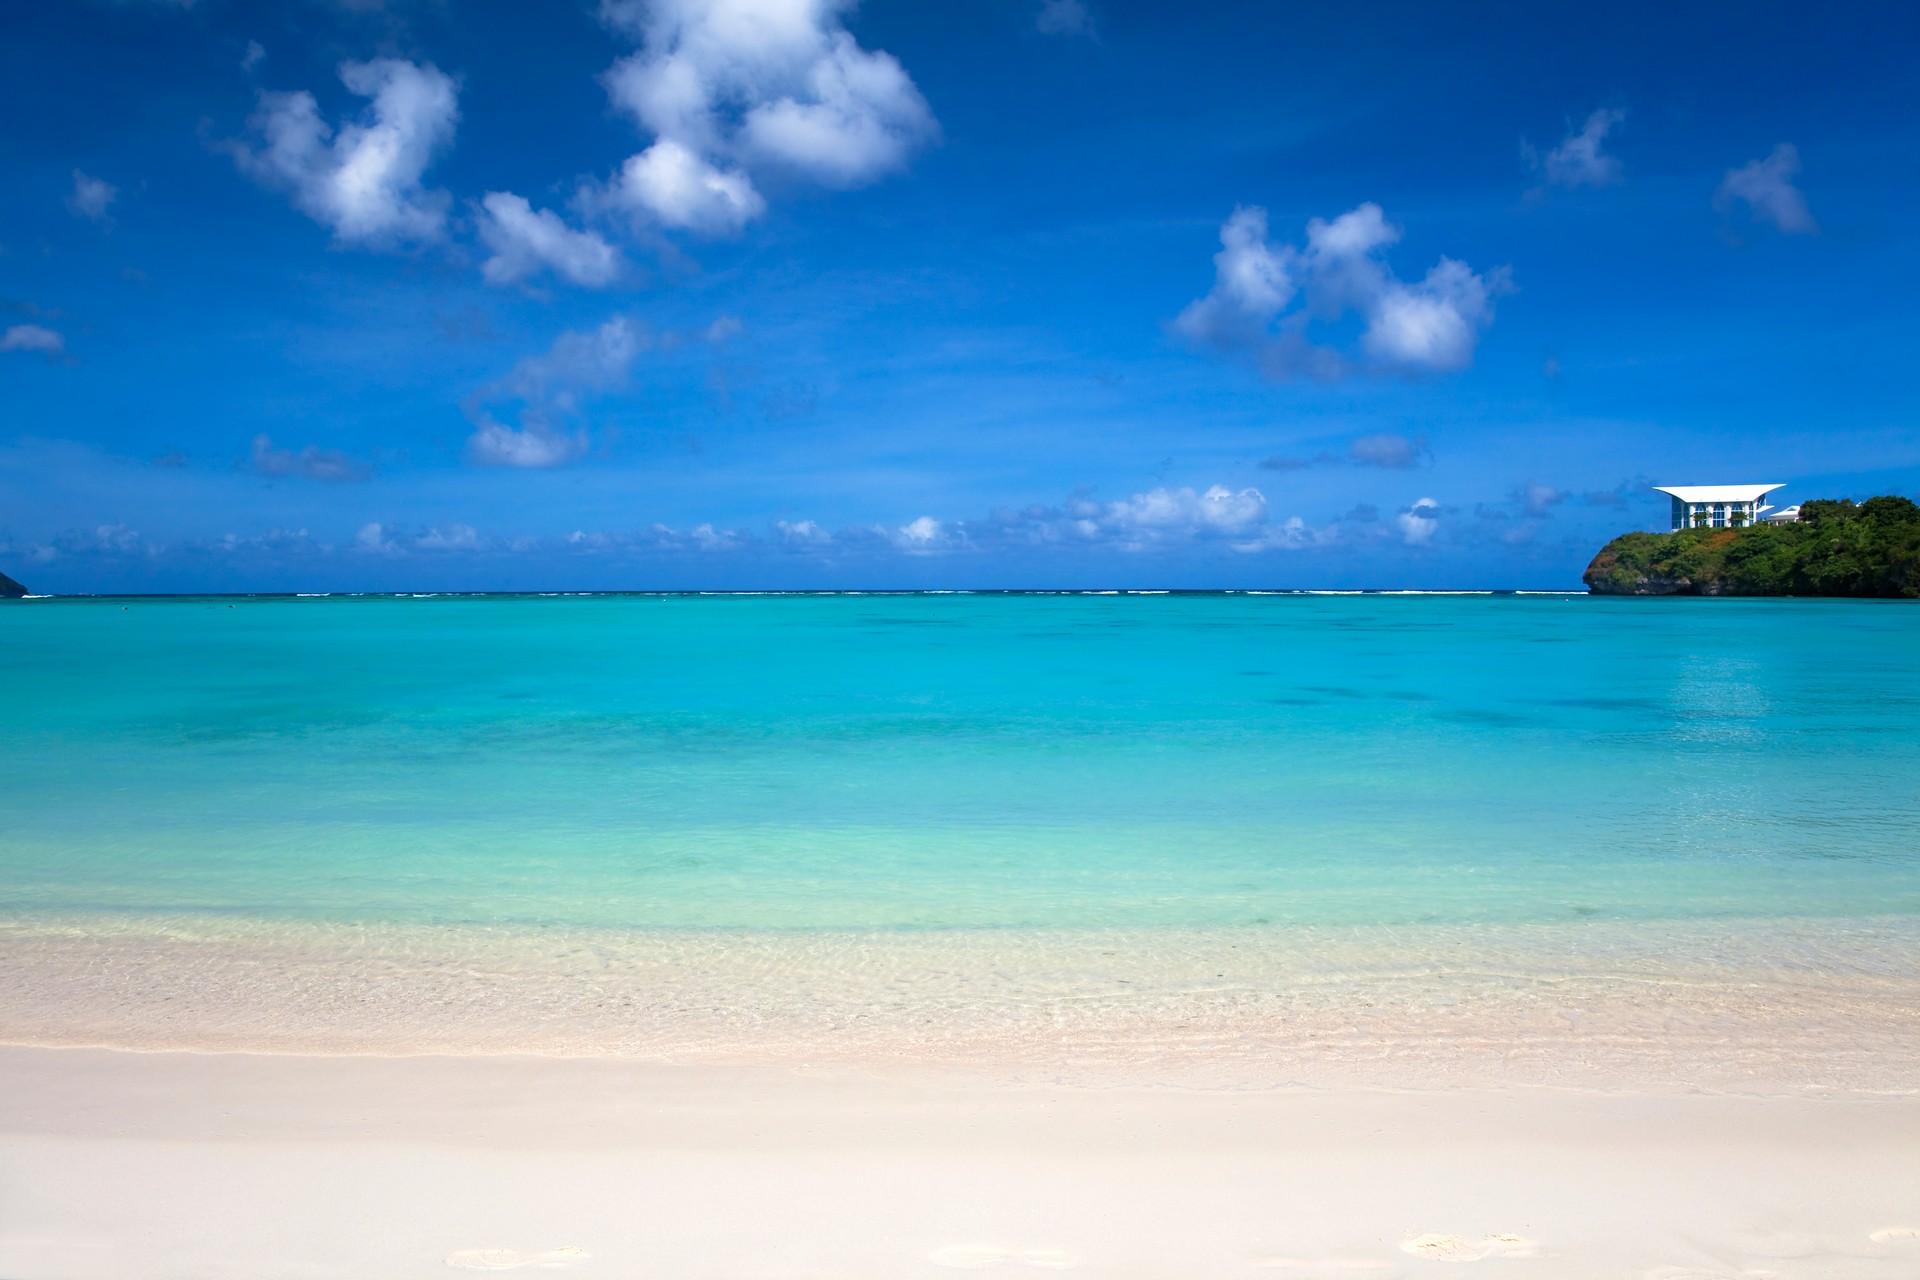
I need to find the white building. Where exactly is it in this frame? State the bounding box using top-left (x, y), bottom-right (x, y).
top-left (1654, 483), bottom-right (1785, 531)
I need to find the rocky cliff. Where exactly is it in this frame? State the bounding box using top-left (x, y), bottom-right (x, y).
top-left (0, 569), bottom-right (26, 598)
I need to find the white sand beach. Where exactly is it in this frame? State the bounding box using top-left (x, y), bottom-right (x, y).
top-left (1, 1046), bottom-right (1917, 1280)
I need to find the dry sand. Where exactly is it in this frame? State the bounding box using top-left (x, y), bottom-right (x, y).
top-left (1, 1046), bottom-right (1917, 1280)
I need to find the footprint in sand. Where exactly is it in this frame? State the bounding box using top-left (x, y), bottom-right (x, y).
top-left (445, 1246), bottom-right (591, 1271)
top-left (1870, 1227), bottom-right (1920, 1245)
top-left (1400, 1233), bottom-right (1538, 1262)
top-left (927, 1244), bottom-right (1084, 1270)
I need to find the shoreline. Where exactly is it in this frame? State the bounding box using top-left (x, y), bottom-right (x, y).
top-left (3, 1045), bottom-right (1919, 1278)
top-left (4, 912), bottom-right (1918, 1095)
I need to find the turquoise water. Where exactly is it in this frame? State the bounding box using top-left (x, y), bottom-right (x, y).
top-left (2, 593), bottom-right (1917, 932)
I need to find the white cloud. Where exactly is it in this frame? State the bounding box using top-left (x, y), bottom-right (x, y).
top-left (1172, 207), bottom-right (1297, 347)
top-left (1363, 257), bottom-right (1501, 370)
top-left (228, 58), bottom-right (459, 247)
top-left (1, 324), bottom-right (65, 357)
top-left (476, 192), bottom-right (623, 287)
top-left (974, 483), bottom-right (1323, 555)
top-left (354, 521), bottom-right (397, 554)
top-left (1396, 497), bottom-right (1440, 546)
top-left (1035, 0), bottom-right (1091, 35)
top-left (1531, 108), bottom-right (1625, 189)
top-left (414, 523), bottom-right (483, 551)
top-left (466, 315), bottom-right (649, 468)
top-left (596, 0), bottom-right (936, 234)
top-left (608, 138), bottom-right (764, 234)
top-left (466, 419), bottom-right (591, 469)
top-left (1716, 143), bottom-right (1816, 235)
top-left (1176, 202), bottom-right (1507, 378)
top-left (1105, 484), bottom-right (1267, 536)
top-left (775, 517), bottom-right (831, 545)
top-left (893, 514), bottom-right (946, 550)
top-left (67, 171), bottom-right (118, 222)
top-left (249, 434), bottom-right (371, 482)
top-left (499, 314), bottom-right (649, 403)
top-left (702, 314), bottom-right (744, 343)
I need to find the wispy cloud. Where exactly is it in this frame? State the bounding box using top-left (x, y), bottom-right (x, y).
top-left (475, 192), bottom-right (623, 288)
top-left (1716, 143), bottom-right (1816, 235)
top-left (1526, 107), bottom-right (1625, 190)
top-left (248, 434), bottom-right (372, 482)
top-left (465, 315), bottom-right (650, 468)
top-left (1, 324), bottom-right (66, 358)
top-left (1035, 0), bottom-right (1092, 36)
top-left (67, 170), bottom-right (118, 223)
top-left (1262, 432), bottom-right (1430, 472)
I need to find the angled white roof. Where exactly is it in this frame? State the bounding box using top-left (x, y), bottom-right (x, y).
top-left (1653, 483), bottom-right (1785, 504)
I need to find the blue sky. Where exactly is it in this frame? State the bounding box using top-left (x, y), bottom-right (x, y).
top-left (3, 0), bottom-right (1916, 591)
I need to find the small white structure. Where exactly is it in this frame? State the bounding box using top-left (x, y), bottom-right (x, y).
top-left (1654, 483), bottom-right (1785, 531)
top-left (1763, 505), bottom-right (1802, 524)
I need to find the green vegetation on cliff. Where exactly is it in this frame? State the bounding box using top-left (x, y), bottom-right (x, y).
top-left (1584, 496), bottom-right (1920, 597)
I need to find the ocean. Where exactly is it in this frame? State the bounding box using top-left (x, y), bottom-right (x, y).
top-left (3, 592), bottom-right (1917, 1083)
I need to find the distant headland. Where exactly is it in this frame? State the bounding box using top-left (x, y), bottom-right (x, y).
top-left (1585, 496), bottom-right (1920, 597)
top-left (0, 569), bottom-right (27, 599)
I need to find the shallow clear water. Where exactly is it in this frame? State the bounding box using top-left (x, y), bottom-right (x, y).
top-left (3, 592), bottom-right (1916, 933)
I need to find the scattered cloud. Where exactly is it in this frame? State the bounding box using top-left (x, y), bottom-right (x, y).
top-left (10, 523), bottom-right (153, 565)
top-left (2, 324), bottom-right (65, 357)
top-left (1527, 107), bottom-right (1625, 190)
top-left (1518, 482), bottom-right (1564, 516)
top-left (1261, 433), bottom-right (1430, 473)
top-left (476, 192), bottom-right (624, 287)
top-left (1035, 0), bottom-right (1092, 36)
top-left (1350, 432), bottom-right (1427, 469)
top-left (967, 483), bottom-right (1324, 555)
top-left (1396, 497), bottom-right (1440, 545)
top-left (595, 0), bottom-right (937, 235)
top-left (465, 314), bottom-right (650, 468)
top-left (354, 521), bottom-right (397, 554)
top-left (241, 39), bottom-right (266, 72)
top-left (67, 170), bottom-right (118, 223)
top-left (1716, 143), bottom-right (1816, 235)
top-left (227, 58), bottom-right (459, 247)
top-left (466, 420), bottom-right (591, 469)
top-left (201, 528), bottom-right (320, 556)
top-left (1175, 203), bottom-right (1509, 379)
top-left (565, 522), bottom-right (748, 555)
top-left (893, 514), bottom-right (948, 551)
top-left (702, 314), bottom-right (744, 343)
top-left (413, 522), bottom-right (483, 551)
top-left (248, 434), bottom-right (372, 482)
top-left (774, 518), bottom-right (832, 546)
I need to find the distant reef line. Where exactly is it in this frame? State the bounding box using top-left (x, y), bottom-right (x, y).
top-left (1584, 496), bottom-right (1920, 597)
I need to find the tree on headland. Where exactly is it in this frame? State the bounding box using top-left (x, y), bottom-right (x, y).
top-left (1584, 495), bottom-right (1920, 596)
